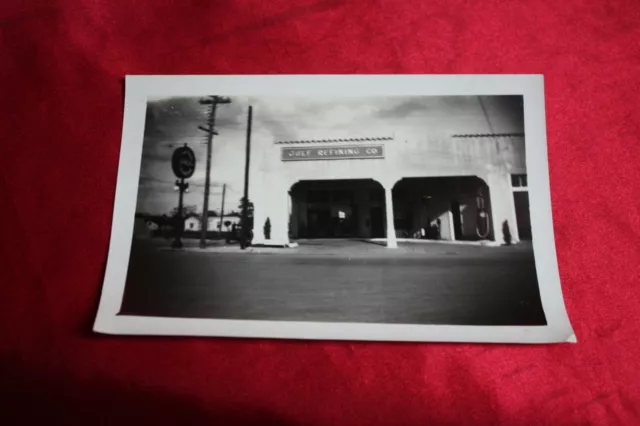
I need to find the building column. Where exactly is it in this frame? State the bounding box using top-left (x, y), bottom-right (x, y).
top-left (267, 184), bottom-right (291, 246)
top-left (251, 194), bottom-right (267, 246)
top-left (447, 210), bottom-right (456, 241)
top-left (384, 185), bottom-right (398, 248)
top-left (251, 173), bottom-right (292, 246)
top-left (485, 170), bottom-right (520, 244)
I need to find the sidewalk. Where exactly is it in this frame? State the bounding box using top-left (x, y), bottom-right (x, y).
top-left (152, 237), bottom-right (533, 257)
top-left (367, 237), bottom-right (502, 247)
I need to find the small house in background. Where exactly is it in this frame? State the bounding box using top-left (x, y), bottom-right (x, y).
top-left (209, 215), bottom-right (241, 232)
top-left (207, 217), bottom-right (218, 231)
top-left (184, 216), bottom-right (201, 232)
top-left (183, 215), bottom-right (241, 233)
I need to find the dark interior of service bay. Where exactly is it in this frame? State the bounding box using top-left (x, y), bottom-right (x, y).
top-left (287, 177), bottom-right (532, 241)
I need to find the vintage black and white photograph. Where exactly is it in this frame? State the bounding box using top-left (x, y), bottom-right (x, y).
top-left (95, 75), bottom-right (574, 343)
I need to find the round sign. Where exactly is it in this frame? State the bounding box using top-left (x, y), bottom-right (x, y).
top-left (171, 146), bottom-right (196, 179)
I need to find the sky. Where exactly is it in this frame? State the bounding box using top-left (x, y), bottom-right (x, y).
top-left (136, 95), bottom-right (523, 215)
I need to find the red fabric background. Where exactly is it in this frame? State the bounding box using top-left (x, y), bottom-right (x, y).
top-left (2, 0), bottom-right (640, 424)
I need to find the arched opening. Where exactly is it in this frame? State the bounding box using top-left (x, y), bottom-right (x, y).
top-left (289, 179), bottom-right (386, 239)
top-left (392, 176), bottom-right (493, 241)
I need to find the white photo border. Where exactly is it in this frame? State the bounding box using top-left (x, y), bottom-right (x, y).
top-left (94, 74), bottom-right (575, 344)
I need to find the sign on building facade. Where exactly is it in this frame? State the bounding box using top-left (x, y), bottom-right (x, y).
top-left (281, 145), bottom-right (384, 161)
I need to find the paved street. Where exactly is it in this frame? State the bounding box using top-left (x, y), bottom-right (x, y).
top-left (120, 238), bottom-right (547, 326)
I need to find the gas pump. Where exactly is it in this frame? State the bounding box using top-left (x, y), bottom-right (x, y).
top-left (475, 189), bottom-right (490, 239)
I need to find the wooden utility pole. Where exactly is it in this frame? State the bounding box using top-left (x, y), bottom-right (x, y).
top-left (218, 183), bottom-right (226, 234)
top-left (240, 106), bottom-right (253, 250)
top-left (198, 96), bottom-right (231, 248)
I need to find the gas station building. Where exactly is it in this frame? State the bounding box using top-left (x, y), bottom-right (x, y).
top-left (248, 96), bottom-right (530, 248)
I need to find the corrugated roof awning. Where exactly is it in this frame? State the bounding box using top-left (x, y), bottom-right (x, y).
top-left (451, 133), bottom-right (524, 138)
top-left (275, 136), bottom-right (393, 145)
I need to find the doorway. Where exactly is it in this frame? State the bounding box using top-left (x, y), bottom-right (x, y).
top-left (307, 208), bottom-right (331, 238)
top-left (370, 206), bottom-right (384, 238)
top-left (513, 191), bottom-right (532, 240)
top-left (290, 179), bottom-right (385, 239)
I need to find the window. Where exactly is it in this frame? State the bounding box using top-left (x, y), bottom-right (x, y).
top-left (511, 174), bottom-right (528, 188)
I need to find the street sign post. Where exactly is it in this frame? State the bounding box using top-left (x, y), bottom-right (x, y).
top-left (171, 145), bottom-right (196, 179)
top-left (171, 145), bottom-right (195, 248)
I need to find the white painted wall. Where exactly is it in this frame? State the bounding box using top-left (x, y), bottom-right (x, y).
top-left (248, 96), bottom-right (526, 246)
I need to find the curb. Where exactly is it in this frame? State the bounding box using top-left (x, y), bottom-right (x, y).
top-left (251, 242), bottom-right (299, 249)
top-left (368, 238), bottom-right (504, 247)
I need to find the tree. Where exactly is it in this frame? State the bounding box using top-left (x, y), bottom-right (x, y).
top-left (237, 197), bottom-right (254, 217)
top-left (224, 220), bottom-right (232, 230)
top-left (170, 204), bottom-right (197, 219)
top-left (238, 197), bottom-right (254, 234)
top-left (264, 217), bottom-right (271, 240)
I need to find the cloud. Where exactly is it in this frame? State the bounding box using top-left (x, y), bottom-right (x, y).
top-left (248, 97), bottom-right (393, 142)
top-left (144, 97), bottom-right (245, 144)
top-left (374, 96), bottom-right (473, 120)
top-left (137, 97), bottom-right (252, 215)
top-left (135, 94), bottom-right (524, 215)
